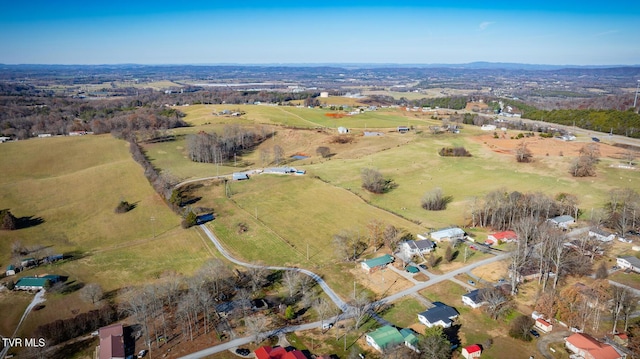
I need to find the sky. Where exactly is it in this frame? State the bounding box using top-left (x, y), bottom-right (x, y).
top-left (1, 0), bottom-right (639, 66)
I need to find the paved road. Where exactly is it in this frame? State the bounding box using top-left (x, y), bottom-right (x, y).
top-left (536, 330), bottom-right (571, 359)
top-left (178, 225), bottom-right (511, 359)
top-left (200, 224), bottom-right (349, 312)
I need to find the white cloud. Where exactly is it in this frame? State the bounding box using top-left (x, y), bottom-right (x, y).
top-left (479, 21), bottom-right (495, 31)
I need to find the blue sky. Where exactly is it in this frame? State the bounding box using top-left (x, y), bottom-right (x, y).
top-left (1, 1), bottom-right (639, 65)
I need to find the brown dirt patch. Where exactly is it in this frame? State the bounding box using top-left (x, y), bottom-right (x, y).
top-left (350, 265), bottom-right (414, 298)
top-left (470, 260), bottom-right (510, 282)
top-left (471, 133), bottom-right (627, 159)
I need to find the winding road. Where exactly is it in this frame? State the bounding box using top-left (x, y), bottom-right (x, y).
top-left (179, 224), bottom-right (511, 359)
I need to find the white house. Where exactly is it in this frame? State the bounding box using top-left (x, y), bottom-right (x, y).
top-left (617, 256), bottom-right (640, 273)
top-left (417, 302), bottom-right (458, 328)
top-left (588, 228), bottom-right (615, 242)
top-left (461, 345), bottom-right (482, 359)
top-left (461, 289), bottom-right (487, 309)
top-left (399, 239), bottom-right (435, 258)
top-left (535, 318), bottom-right (553, 333)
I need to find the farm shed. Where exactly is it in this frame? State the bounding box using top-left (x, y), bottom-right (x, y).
top-left (232, 172), bottom-right (250, 181)
top-left (430, 227), bottom-right (465, 243)
top-left (361, 254), bottom-right (394, 273)
top-left (462, 344), bottom-right (482, 358)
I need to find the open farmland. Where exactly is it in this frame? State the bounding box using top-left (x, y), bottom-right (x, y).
top-left (0, 135), bottom-right (212, 337)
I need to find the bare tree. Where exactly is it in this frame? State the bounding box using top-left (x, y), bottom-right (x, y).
top-left (273, 144), bottom-right (284, 165)
top-left (367, 219), bottom-right (385, 251)
top-left (611, 286), bottom-right (632, 334)
top-left (245, 315), bottom-right (269, 343)
top-left (316, 146), bottom-right (331, 158)
top-left (570, 143), bottom-right (600, 177)
top-left (260, 148), bottom-right (271, 166)
top-left (313, 297), bottom-right (335, 329)
top-left (361, 168), bottom-right (392, 194)
top-left (382, 224), bottom-right (402, 251)
top-left (79, 283), bottom-right (103, 305)
top-left (421, 187), bottom-right (452, 211)
top-left (515, 142), bottom-right (533, 163)
top-left (333, 229), bottom-right (366, 261)
top-left (282, 270), bottom-right (300, 299)
top-left (350, 293), bottom-right (373, 329)
top-left (480, 287), bottom-right (511, 319)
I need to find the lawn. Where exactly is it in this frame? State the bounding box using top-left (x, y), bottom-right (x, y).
top-left (380, 297), bottom-right (424, 328)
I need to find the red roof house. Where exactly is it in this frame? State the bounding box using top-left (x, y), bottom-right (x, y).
top-left (255, 346), bottom-right (273, 359)
top-left (565, 333), bottom-right (622, 359)
top-left (98, 323), bottom-right (125, 359)
top-left (486, 231), bottom-right (517, 245)
top-left (461, 344), bottom-right (482, 359)
top-left (255, 346), bottom-right (305, 359)
top-left (283, 351), bottom-right (307, 359)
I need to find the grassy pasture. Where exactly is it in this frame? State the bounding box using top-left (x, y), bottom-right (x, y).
top-left (0, 135), bottom-right (211, 335)
top-left (178, 104), bottom-right (426, 129)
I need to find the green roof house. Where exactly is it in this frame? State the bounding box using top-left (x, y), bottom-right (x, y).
top-left (361, 254), bottom-right (394, 273)
top-left (365, 325), bottom-right (405, 352)
top-left (399, 328), bottom-right (420, 351)
top-left (15, 275), bottom-right (62, 291)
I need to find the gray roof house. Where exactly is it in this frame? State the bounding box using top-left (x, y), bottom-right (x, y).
top-left (588, 227), bottom-right (615, 242)
top-left (547, 215), bottom-right (575, 229)
top-left (399, 239), bottom-right (435, 258)
top-left (462, 289), bottom-right (488, 309)
top-left (417, 302), bottom-right (459, 328)
top-left (617, 256), bottom-right (640, 273)
top-left (429, 228), bottom-right (465, 243)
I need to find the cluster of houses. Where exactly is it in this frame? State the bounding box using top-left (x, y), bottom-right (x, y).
top-left (364, 300), bottom-right (484, 358)
top-left (5, 254), bottom-right (64, 277)
top-left (232, 167), bottom-right (306, 181)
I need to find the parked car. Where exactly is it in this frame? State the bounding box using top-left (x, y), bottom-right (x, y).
top-left (235, 348), bottom-right (250, 356)
top-left (322, 322), bottom-right (334, 330)
top-left (529, 329), bottom-right (540, 338)
top-left (419, 264), bottom-right (428, 270)
top-left (467, 280), bottom-right (476, 286)
top-left (592, 137), bottom-right (600, 142)
top-left (137, 350), bottom-right (147, 358)
top-left (469, 245), bottom-right (478, 251)
top-left (497, 278), bottom-right (506, 284)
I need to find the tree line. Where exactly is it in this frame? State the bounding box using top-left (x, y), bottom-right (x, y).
top-left (186, 124), bottom-right (271, 164)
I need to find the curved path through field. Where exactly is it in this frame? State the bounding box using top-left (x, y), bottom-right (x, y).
top-left (0, 289), bottom-right (46, 358)
top-left (200, 224), bottom-right (350, 312)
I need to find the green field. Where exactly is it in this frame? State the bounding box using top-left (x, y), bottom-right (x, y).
top-left (3, 103), bottom-right (639, 357)
top-left (0, 135), bottom-right (212, 336)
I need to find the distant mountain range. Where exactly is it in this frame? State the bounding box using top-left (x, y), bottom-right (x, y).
top-left (1, 62), bottom-right (639, 71)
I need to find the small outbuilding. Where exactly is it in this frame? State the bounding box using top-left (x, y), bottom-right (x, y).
top-left (6, 264), bottom-right (16, 276)
top-left (232, 172), bottom-right (250, 181)
top-left (462, 344), bottom-right (482, 359)
top-left (361, 254), bottom-right (394, 273)
top-left (535, 318), bottom-right (553, 333)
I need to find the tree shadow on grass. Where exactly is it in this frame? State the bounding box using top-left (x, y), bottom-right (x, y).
top-left (16, 215), bottom-right (45, 229)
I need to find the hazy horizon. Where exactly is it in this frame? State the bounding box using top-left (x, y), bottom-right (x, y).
top-left (2, 0), bottom-right (639, 66)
